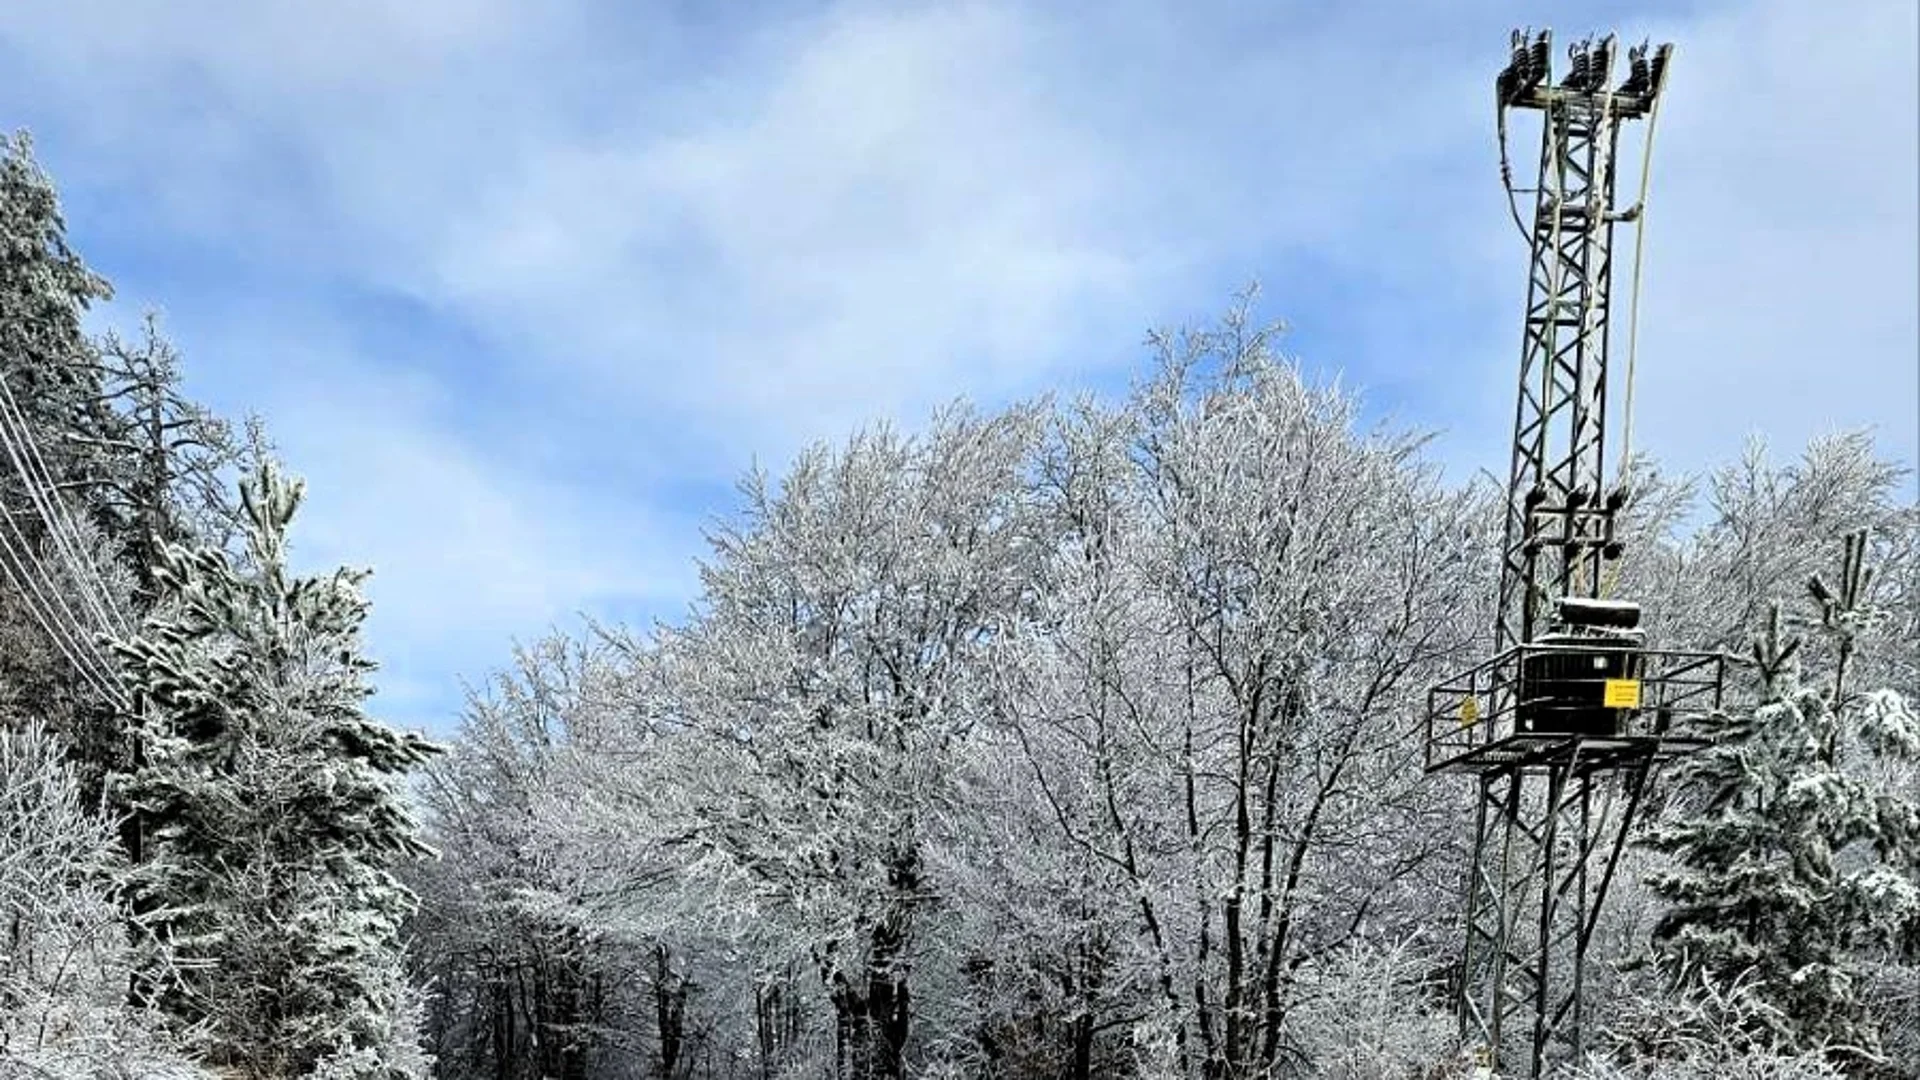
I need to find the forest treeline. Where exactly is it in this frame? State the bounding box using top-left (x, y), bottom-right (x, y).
top-left (2, 133), bottom-right (1917, 1080)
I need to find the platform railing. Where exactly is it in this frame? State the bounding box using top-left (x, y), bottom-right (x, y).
top-left (1425, 645), bottom-right (1725, 774)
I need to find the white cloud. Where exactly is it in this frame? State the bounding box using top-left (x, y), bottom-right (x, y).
top-left (131, 307), bottom-right (699, 731)
top-left (1633, 0), bottom-right (1917, 478)
top-left (414, 3), bottom-right (1160, 446)
top-left (259, 344), bottom-right (691, 612)
top-left (282, 379), bottom-right (696, 730)
top-left (4, 0), bottom-right (1913, 731)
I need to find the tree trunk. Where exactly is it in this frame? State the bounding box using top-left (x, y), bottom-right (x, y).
top-left (554, 951), bottom-right (588, 1080)
top-left (655, 943), bottom-right (688, 1080)
top-left (832, 976), bottom-right (868, 1080)
top-left (864, 928), bottom-right (911, 1080)
top-left (867, 848), bottom-right (921, 1079)
top-left (754, 979), bottom-right (777, 1080)
top-left (490, 975), bottom-right (513, 1080)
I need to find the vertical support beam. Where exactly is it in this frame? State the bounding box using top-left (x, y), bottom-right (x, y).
top-left (1460, 774), bottom-right (1493, 1048)
top-left (1530, 758), bottom-right (1566, 1076)
top-left (1571, 779), bottom-right (1593, 1060)
top-left (1459, 771), bottom-right (1521, 1056)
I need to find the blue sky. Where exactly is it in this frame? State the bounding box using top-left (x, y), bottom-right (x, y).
top-left (2, 0), bottom-right (1914, 738)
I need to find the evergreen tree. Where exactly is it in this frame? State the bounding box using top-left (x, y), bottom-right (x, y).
top-left (1, 133), bottom-right (259, 832)
top-left (1641, 530), bottom-right (1920, 1061)
top-left (0, 131), bottom-right (115, 493)
top-left (110, 459), bottom-right (440, 1078)
top-left (92, 316), bottom-right (271, 601)
top-left (0, 130), bottom-right (129, 789)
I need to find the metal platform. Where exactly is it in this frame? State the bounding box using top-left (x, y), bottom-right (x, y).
top-left (1425, 644), bottom-right (1723, 775)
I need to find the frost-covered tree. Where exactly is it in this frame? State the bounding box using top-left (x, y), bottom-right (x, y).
top-left (1641, 530), bottom-right (1920, 1062)
top-left (0, 130), bottom-right (133, 801)
top-left (0, 131), bottom-right (115, 507)
top-left (497, 301), bottom-right (1499, 1080)
top-left (90, 317), bottom-right (273, 601)
top-left (0, 132), bottom-right (266, 843)
top-left (1, 718), bottom-right (136, 1057)
top-left (408, 634), bottom-right (711, 1080)
top-left (633, 404), bottom-right (1046, 1080)
top-left (0, 718), bottom-right (211, 1079)
top-left (1573, 971), bottom-right (1849, 1080)
top-left (991, 303), bottom-right (1490, 1078)
top-left (1657, 435), bottom-right (1913, 696)
top-left (109, 460), bottom-right (439, 1078)
top-left (1272, 936), bottom-right (1454, 1079)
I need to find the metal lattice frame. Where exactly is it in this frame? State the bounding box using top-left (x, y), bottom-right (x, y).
top-left (1436, 31), bottom-right (1700, 1078)
top-left (1494, 42), bottom-right (1638, 656)
top-left (1459, 748), bottom-right (1660, 1076)
top-left (1425, 645), bottom-right (1722, 773)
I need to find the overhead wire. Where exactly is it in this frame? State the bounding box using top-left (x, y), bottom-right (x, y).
top-left (0, 479), bottom-right (116, 676)
top-left (0, 366), bottom-right (131, 638)
top-left (0, 359), bottom-right (157, 878)
top-left (0, 312), bottom-right (136, 632)
top-left (0, 414), bottom-right (126, 649)
top-left (0, 365), bottom-right (135, 708)
top-left (0, 502), bottom-right (126, 706)
top-left (1496, 105), bottom-right (1533, 245)
top-left (1614, 59), bottom-right (1665, 499)
top-left (1601, 44), bottom-right (1666, 601)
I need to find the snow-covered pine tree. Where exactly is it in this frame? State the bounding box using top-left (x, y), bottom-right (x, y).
top-left (1641, 530), bottom-right (1920, 1062)
top-left (0, 130), bottom-right (137, 806)
top-left (109, 459), bottom-right (440, 1078)
top-left (0, 132), bottom-right (115, 505)
top-left (2, 132), bottom-right (264, 870)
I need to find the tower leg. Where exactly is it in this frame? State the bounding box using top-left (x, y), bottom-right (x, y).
top-left (1459, 770), bottom-right (1526, 1065)
top-left (1457, 749), bottom-right (1653, 1077)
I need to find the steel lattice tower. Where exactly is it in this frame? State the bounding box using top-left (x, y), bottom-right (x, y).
top-left (1420, 32), bottom-right (1726, 1078)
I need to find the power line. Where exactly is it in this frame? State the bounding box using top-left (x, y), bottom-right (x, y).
top-left (0, 475), bottom-right (128, 702)
top-left (0, 511), bottom-right (118, 696)
top-left (0, 502), bottom-right (126, 707)
top-left (0, 365), bottom-right (131, 638)
top-left (0, 364), bottom-right (136, 709)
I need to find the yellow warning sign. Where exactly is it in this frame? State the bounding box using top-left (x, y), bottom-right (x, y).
top-left (1603, 678), bottom-right (1642, 709)
top-left (1459, 696), bottom-right (1480, 726)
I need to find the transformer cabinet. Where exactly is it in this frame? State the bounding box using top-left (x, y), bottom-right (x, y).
top-left (1421, 31), bottom-right (1726, 1077)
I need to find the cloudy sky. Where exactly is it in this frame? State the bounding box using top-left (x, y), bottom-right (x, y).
top-left (2, 0), bottom-right (1914, 737)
